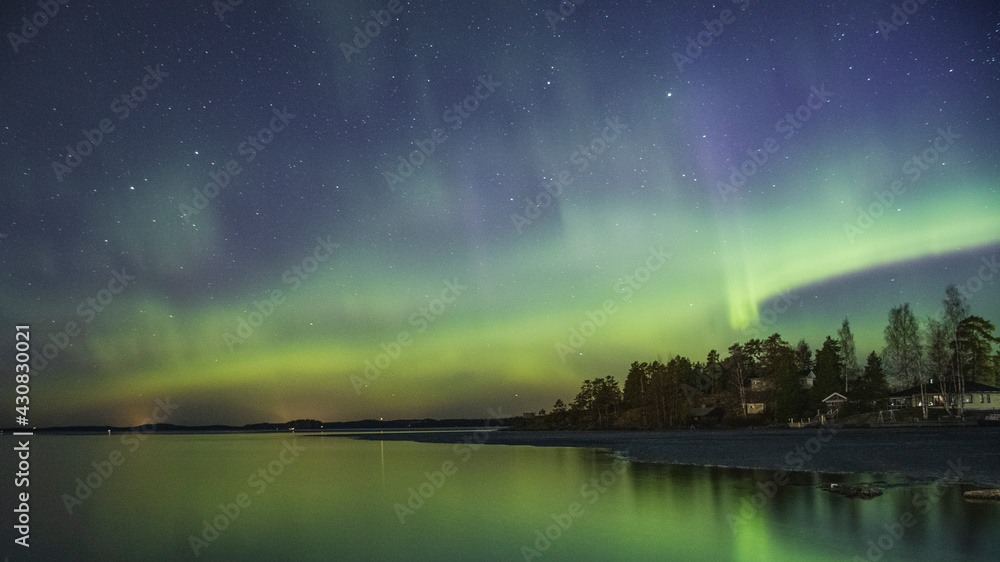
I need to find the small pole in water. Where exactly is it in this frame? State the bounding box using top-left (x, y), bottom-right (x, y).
top-left (381, 440), bottom-right (386, 488)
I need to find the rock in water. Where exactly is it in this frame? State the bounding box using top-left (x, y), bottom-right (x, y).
top-left (821, 483), bottom-right (884, 499)
top-left (963, 489), bottom-right (1000, 501)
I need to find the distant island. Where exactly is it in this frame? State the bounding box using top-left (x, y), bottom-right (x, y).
top-left (0, 417), bottom-right (513, 435)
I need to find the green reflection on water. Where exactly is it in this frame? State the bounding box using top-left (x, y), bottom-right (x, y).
top-left (12, 433), bottom-right (997, 561)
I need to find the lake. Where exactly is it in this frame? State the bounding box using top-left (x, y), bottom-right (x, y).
top-left (3, 431), bottom-right (997, 560)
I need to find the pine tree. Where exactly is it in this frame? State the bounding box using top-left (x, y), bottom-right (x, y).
top-left (763, 334), bottom-right (805, 421)
top-left (811, 336), bottom-right (842, 412)
top-left (860, 352), bottom-right (888, 411)
top-left (957, 316), bottom-right (999, 386)
top-left (623, 362), bottom-right (649, 410)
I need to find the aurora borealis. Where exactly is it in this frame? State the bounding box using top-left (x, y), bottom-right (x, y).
top-left (1, 0), bottom-right (998, 426)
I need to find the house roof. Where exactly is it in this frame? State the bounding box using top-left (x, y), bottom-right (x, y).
top-left (690, 406), bottom-right (724, 417)
top-left (889, 380), bottom-right (1000, 397)
top-left (822, 392), bottom-right (848, 403)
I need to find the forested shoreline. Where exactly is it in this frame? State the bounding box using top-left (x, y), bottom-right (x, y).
top-left (518, 285), bottom-right (1000, 430)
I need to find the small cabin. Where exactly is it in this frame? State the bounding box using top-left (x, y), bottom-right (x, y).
top-left (821, 392), bottom-right (848, 417)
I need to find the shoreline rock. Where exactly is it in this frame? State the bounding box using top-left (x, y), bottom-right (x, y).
top-left (820, 483), bottom-right (884, 499)
top-left (963, 489), bottom-right (1000, 501)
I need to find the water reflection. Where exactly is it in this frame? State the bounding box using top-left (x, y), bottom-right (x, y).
top-left (6, 433), bottom-right (997, 561)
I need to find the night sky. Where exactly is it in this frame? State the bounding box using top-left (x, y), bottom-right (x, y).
top-left (2, 1), bottom-right (998, 426)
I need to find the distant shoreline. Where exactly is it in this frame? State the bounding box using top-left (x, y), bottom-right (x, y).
top-left (0, 417), bottom-right (498, 434)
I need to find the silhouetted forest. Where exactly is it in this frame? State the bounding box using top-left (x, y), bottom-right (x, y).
top-left (520, 284), bottom-right (1000, 430)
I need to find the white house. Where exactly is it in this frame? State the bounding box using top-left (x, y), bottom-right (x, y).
top-left (800, 370), bottom-right (816, 389)
top-left (888, 381), bottom-right (1000, 411)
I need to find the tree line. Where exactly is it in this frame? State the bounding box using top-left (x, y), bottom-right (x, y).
top-left (527, 284), bottom-right (999, 429)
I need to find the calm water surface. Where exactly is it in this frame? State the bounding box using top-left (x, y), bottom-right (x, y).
top-left (3, 432), bottom-right (997, 561)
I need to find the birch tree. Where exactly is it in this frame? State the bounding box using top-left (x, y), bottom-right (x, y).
top-left (884, 303), bottom-right (926, 419)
